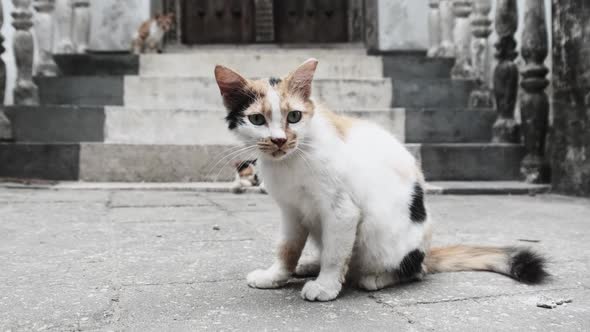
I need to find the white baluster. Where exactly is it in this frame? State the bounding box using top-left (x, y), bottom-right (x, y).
top-left (427, 0), bottom-right (441, 57)
top-left (0, 1), bottom-right (13, 140)
top-left (33, 0), bottom-right (58, 76)
top-left (72, 0), bottom-right (90, 53)
top-left (468, 0), bottom-right (494, 107)
top-left (451, 0), bottom-right (474, 78)
top-left (12, 0), bottom-right (39, 105)
top-left (437, 0), bottom-right (455, 58)
top-left (54, 0), bottom-right (73, 53)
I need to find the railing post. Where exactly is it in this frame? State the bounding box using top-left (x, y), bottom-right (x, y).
top-left (427, 0), bottom-right (442, 57)
top-left (492, 0), bottom-right (519, 143)
top-left (33, 0), bottom-right (58, 76)
top-left (12, 0), bottom-right (39, 105)
top-left (54, 0), bottom-right (74, 53)
top-left (468, 0), bottom-right (494, 107)
top-left (437, 0), bottom-right (456, 57)
top-left (71, 0), bottom-right (90, 53)
top-left (0, 1), bottom-right (13, 141)
top-left (520, 0), bottom-right (550, 183)
top-left (451, 0), bottom-right (474, 78)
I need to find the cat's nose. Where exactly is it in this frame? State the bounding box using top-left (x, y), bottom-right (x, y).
top-left (271, 138), bottom-right (287, 148)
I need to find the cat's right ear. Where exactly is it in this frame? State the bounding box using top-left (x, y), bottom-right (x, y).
top-left (214, 65), bottom-right (250, 112)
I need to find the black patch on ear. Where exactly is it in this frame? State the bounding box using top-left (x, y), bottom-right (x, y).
top-left (409, 183), bottom-right (427, 223)
top-left (269, 77), bottom-right (282, 86)
top-left (223, 89), bottom-right (257, 130)
top-left (509, 248), bottom-right (549, 284)
top-left (395, 249), bottom-right (425, 281)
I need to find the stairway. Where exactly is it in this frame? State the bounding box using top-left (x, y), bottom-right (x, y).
top-left (1, 48), bottom-right (525, 183)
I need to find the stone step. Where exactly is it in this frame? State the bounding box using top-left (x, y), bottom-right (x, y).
top-left (393, 79), bottom-right (477, 108)
top-left (0, 180), bottom-right (551, 196)
top-left (36, 76), bottom-right (124, 106)
top-left (124, 77), bottom-right (393, 109)
top-left (6, 106), bottom-right (495, 144)
top-left (382, 53), bottom-right (455, 79)
top-left (0, 143), bottom-right (524, 182)
top-left (53, 54), bottom-right (139, 76)
top-left (139, 52), bottom-right (383, 78)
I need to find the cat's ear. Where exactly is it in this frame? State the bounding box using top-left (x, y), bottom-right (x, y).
top-left (214, 65), bottom-right (250, 111)
top-left (287, 58), bottom-right (318, 100)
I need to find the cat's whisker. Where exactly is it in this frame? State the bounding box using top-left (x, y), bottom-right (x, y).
top-left (205, 145), bottom-right (257, 179)
top-left (213, 147), bottom-right (259, 182)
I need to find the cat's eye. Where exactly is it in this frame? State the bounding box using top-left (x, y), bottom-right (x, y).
top-left (248, 114), bottom-right (266, 126)
top-left (287, 111), bottom-right (302, 124)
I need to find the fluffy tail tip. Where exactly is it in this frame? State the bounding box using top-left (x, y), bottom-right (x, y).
top-left (509, 248), bottom-right (549, 284)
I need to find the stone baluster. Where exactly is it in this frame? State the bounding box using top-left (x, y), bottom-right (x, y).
top-left (71, 0), bottom-right (90, 53)
top-left (451, 0), bottom-right (474, 78)
top-left (33, 0), bottom-right (57, 76)
top-left (427, 0), bottom-right (441, 57)
top-left (54, 0), bottom-right (74, 53)
top-left (519, 0), bottom-right (550, 183)
top-left (437, 0), bottom-right (455, 57)
top-left (12, 0), bottom-right (39, 105)
top-left (0, 1), bottom-right (13, 140)
top-left (468, 0), bottom-right (494, 107)
top-left (492, 0), bottom-right (519, 143)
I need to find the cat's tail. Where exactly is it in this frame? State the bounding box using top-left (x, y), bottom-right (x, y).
top-left (423, 245), bottom-right (548, 284)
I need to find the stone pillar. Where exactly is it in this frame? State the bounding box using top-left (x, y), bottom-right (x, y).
top-left (550, 0), bottom-right (590, 195)
top-left (71, 0), bottom-right (90, 53)
top-left (451, 0), bottom-right (474, 78)
top-left (519, 0), bottom-right (550, 183)
top-left (0, 1), bottom-right (13, 141)
top-left (437, 0), bottom-right (455, 57)
top-left (54, 0), bottom-right (74, 53)
top-left (427, 0), bottom-right (441, 57)
top-left (12, 0), bottom-right (39, 105)
top-left (491, 0), bottom-right (519, 143)
top-left (33, 0), bottom-right (58, 76)
top-left (468, 0), bottom-right (494, 107)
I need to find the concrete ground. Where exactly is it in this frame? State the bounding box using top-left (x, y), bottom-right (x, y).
top-left (1, 188), bottom-right (589, 331)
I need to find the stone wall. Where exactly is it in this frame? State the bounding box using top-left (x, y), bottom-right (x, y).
top-left (89, 0), bottom-right (150, 52)
top-left (550, 0), bottom-right (590, 196)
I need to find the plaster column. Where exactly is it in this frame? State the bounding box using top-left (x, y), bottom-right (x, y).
top-left (0, 0), bottom-right (12, 140)
top-left (54, 0), bottom-right (73, 53)
top-left (33, 0), bottom-right (57, 76)
top-left (71, 0), bottom-right (90, 53)
top-left (468, 0), bottom-right (494, 107)
top-left (451, 0), bottom-right (474, 78)
top-left (12, 0), bottom-right (39, 105)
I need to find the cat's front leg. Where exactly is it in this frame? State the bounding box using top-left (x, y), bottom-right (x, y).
top-left (247, 208), bottom-right (307, 289)
top-left (301, 194), bottom-right (360, 301)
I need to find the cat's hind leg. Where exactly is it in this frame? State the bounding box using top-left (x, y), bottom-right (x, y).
top-left (294, 255), bottom-right (320, 278)
top-left (357, 273), bottom-right (398, 291)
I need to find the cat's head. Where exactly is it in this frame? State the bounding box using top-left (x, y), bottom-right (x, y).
top-left (156, 13), bottom-right (175, 32)
top-left (214, 59), bottom-right (318, 161)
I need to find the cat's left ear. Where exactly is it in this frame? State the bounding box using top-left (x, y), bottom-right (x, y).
top-left (287, 58), bottom-right (318, 100)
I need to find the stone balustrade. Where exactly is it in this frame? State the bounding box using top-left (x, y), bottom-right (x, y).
top-left (428, 0), bottom-right (552, 182)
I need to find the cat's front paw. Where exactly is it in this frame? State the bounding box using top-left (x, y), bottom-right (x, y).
top-left (247, 269), bottom-right (288, 289)
top-left (301, 280), bottom-right (341, 301)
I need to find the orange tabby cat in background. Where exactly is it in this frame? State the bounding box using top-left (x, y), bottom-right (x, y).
top-left (132, 13), bottom-right (174, 54)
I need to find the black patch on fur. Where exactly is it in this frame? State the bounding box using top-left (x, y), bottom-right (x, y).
top-left (395, 249), bottom-right (425, 281)
top-left (236, 159), bottom-right (257, 172)
top-left (509, 248), bottom-right (548, 284)
top-left (223, 88), bottom-right (258, 130)
top-left (409, 183), bottom-right (427, 223)
top-left (269, 77), bottom-right (282, 86)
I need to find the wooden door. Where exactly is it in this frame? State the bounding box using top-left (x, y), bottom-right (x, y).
top-left (182, 0), bottom-right (255, 44)
top-left (274, 0), bottom-right (349, 43)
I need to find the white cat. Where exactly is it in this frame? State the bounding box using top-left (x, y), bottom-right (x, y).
top-left (214, 59), bottom-right (547, 302)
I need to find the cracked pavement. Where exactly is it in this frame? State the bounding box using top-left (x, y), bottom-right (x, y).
top-left (1, 188), bottom-right (589, 331)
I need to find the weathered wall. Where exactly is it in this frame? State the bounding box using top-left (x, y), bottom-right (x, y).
top-left (377, 0), bottom-right (429, 50)
top-left (550, 0), bottom-right (590, 196)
